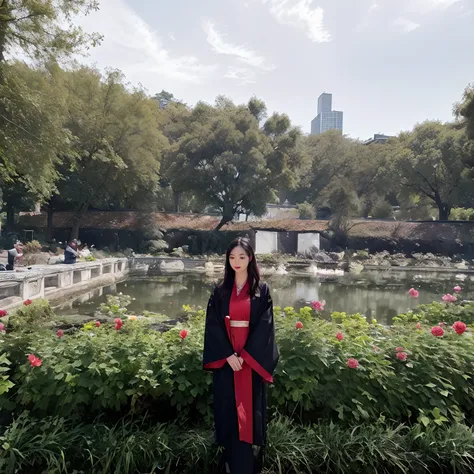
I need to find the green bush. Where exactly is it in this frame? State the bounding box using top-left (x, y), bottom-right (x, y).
top-left (298, 202), bottom-right (316, 220)
top-left (370, 198), bottom-right (394, 219)
top-left (450, 207), bottom-right (474, 221)
top-left (2, 300), bottom-right (474, 428)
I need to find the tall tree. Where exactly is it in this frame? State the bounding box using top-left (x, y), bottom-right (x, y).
top-left (54, 66), bottom-right (167, 239)
top-left (0, 0), bottom-right (101, 64)
top-left (167, 98), bottom-right (277, 230)
top-left (393, 121), bottom-right (473, 220)
top-left (0, 61), bottom-right (69, 212)
top-left (263, 112), bottom-right (308, 202)
top-left (455, 84), bottom-right (474, 139)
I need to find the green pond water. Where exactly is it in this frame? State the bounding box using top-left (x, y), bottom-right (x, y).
top-left (54, 273), bottom-right (474, 325)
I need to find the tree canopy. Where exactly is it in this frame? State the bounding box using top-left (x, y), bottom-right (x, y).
top-left (0, 0), bottom-right (101, 63)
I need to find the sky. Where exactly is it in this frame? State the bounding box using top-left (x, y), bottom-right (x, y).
top-left (76, 0), bottom-right (474, 140)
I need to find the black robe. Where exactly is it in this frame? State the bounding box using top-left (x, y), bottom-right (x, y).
top-left (203, 282), bottom-right (279, 448)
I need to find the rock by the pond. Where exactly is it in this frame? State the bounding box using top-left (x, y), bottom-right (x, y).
top-left (205, 262), bottom-right (215, 273)
top-left (170, 247), bottom-right (186, 258)
top-left (349, 262), bottom-right (364, 275)
top-left (160, 260), bottom-right (185, 273)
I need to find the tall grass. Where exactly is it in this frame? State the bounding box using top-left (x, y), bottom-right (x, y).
top-left (2, 414), bottom-right (474, 474)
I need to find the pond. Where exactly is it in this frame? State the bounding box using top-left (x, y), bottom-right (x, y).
top-left (54, 273), bottom-right (474, 325)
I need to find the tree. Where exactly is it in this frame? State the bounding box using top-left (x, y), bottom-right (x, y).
top-left (393, 121), bottom-right (473, 220)
top-left (0, 0), bottom-right (101, 64)
top-left (248, 96), bottom-right (267, 122)
top-left (53, 66), bottom-right (167, 239)
top-left (167, 98), bottom-right (277, 230)
top-left (0, 61), bottom-right (69, 208)
top-left (262, 112), bottom-right (308, 202)
top-left (455, 84), bottom-right (474, 140)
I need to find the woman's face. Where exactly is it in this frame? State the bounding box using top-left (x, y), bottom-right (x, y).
top-left (229, 245), bottom-right (251, 275)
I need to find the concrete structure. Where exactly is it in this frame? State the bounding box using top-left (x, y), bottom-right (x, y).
top-left (0, 258), bottom-right (128, 310)
top-left (255, 230), bottom-right (321, 255)
top-left (311, 93), bottom-right (343, 135)
top-left (364, 134), bottom-right (394, 145)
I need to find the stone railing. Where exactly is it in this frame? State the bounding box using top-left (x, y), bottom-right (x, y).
top-left (0, 258), bottom-right (129, 309)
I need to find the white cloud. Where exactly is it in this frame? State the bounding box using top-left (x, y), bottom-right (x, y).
top-left (409, 0), bottom-right (461, 12)
top-left (203, 21), bottom-right (274, 70)
top-left (262, 0), bottom-right (331, 43)
top-left (224, 66), bottom-right (257, 85)
top-left (393, 17), bottom-right (421, 32)
top-left (78, 0), bottom-right (216, 84)
top-left (368, 3), bottom-right (380, 13)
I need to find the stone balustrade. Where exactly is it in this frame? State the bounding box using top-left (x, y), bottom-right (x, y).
top-left (0, 258), bottom-right (128, 310)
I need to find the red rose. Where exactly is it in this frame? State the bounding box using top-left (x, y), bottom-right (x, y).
top-left (0, 309), bottom-right (7, 318)
top-left (336, 332), bottom-right (344, 341)
top-left (180, 329), bottom-right (188, 339)
top-left (24, 299), bottom-right (32, 306)
top-left (95, 321), bottom-right (101, 327)
top-left (56, 329), bottom-right (64, 338)
top-left (395, 347), bottom-right (403, 352)
top-left (396, 351), bottom-right (408, 361)
top-left (114, 318), bottom-right (123, 330)
top-left (295, 321), bottom-right (303, 329)
top-left (346, 358), bottom-right (359, 369)
top-left (28, 354), bottom-right (42, 367)
top-left (408, 288), bottom-right (419, 298)
top-left (452, 321), bottom-right (467, 335)
top-left (416, 322), bottom-right (422, 330)
top-left (431, 326), bottom-right (444, 337)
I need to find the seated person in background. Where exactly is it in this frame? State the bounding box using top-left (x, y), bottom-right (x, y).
top-left (6, 242), bottom-right (24, 271)
top-left (64, 240), bottom-right (80, 264)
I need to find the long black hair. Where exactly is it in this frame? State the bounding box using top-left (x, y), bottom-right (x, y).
top-left (222, 237), bottom-right (260, 297)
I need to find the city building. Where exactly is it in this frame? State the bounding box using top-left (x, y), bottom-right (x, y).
top-left (364, 133), bottom-right (394, 145)
top-left (311, 93), bottom-right (344, 135)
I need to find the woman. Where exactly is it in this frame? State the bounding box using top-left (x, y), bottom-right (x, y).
top-left (6, 242), bottom-right (24, 271)
top-left (203, 238), bottom-right (279, 474)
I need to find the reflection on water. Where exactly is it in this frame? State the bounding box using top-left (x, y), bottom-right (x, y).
top-left (55, 273), bottom-right (474, 325)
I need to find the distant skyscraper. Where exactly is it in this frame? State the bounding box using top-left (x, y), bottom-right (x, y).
top-left (311, 93), bottom-right (343, 135)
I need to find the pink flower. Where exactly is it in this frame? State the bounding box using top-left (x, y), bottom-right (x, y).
top-left (114, 318), bottom-right (123, 330)
top-left (442, 294), bottom-right (457, 303)
top-left (24, 299), bottom-right (32, 306)
top-left (95, 321), bottom-right (101, 327)
top-left (346, 358), bottom-right (359, 369)
top-left (311, 300), bottom-right (326, 312)
top-left (431, 326), bottom-right (444, 337)
top-left (439, 322), bottom-right (445, 327)
top-left (416, 322), bottom-right (422, 330)
top-left (0, 322), bottom-right (5, 332)
top-left (28, 354), bottom-right (42, 367)
top-left (395, 347), bottom-right (404, 352)
top-left (452, 321), bottom-right (467, 335)
top-left (408, 288), bottom-right (419, 298)
top-left (336, 332), bottom-right (344, 341)
top-left (295, 321), bottom-right (304, 329)
top-left (373, 346), bottom-right (380, 352)
top-left (0, 309), bottom-right (7, 318)
top-left (396, 351), bottom-right (408, 361)
top-left (454, 286), bottom-right (462, 293)
top-left (56, 329), bottom-right (64, 338)
top-left (180, 329), bottom-right (188, 339)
